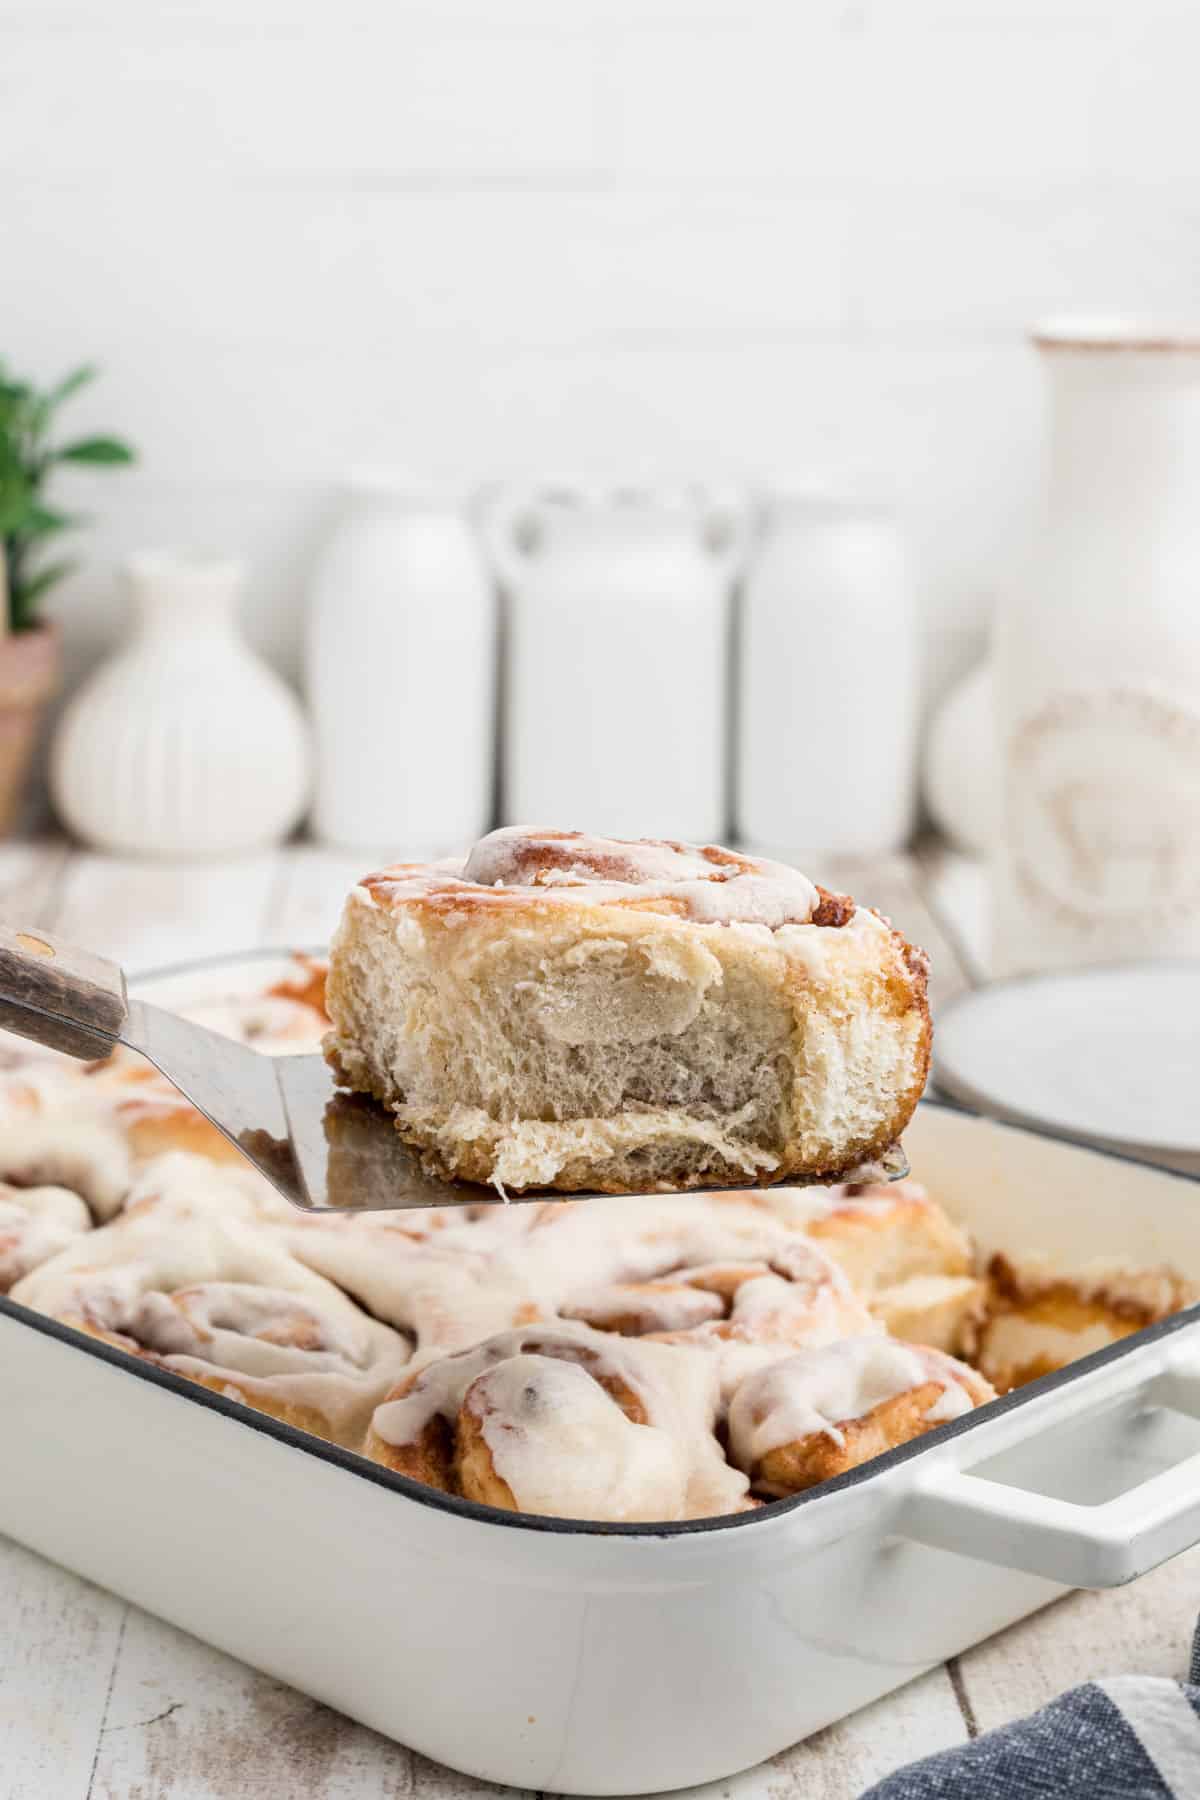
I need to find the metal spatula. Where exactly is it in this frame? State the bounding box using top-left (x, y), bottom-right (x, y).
top-left (0, 925), bottom-right (909, 1211)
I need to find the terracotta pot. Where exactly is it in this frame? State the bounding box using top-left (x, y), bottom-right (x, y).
top-left (0, 624), bottom-right (60, 837)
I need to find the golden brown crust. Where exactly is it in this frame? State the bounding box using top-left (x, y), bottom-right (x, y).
top-left (751, 1381), bottom-right (946, 1495)
top-left (749, 1367), bottom-right (994, 1497)
top-left (973, 1252), bottom-right (1196, 1391)
top-left (810, 886), bottom-right (855, 928)
top-left (63, 1315), bottom-right (361, 1446)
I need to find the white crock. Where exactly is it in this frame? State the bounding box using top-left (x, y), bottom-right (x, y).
top-left (737, 488), bottom-right (918, 853)
top-left (487, 484), bottom-right (747, 842)
top-left (306, 475), bottom-right (495, 853)
top-left (50, 552), bottom-right (310, 857)
top-left (993, 321), bottom-right (1200, 975)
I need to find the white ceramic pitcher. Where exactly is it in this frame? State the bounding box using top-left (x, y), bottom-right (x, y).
top-left (993, 321), bottom-right (1200, 974)
top-left (486, 484), bottom-right (748, 841)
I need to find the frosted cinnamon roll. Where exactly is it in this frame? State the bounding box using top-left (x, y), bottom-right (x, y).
top-left (972, 1253), bottom-right (1195, 1393)
top-left (644, 1242), bottom-right (880, 1395)
top-left (800, 1179), bottom-right (985, 1356)
top-left (12, 1176), bottom-right (410, 1449)
top-left (0, 1181), bottom-right (92, 1292)
top-left (366, 1321), bottom-right (749, 1520)
top-left (324, 827), bottom-right (931, 1194)
top-left (728, 1336), bottom-right (994, 1497)
top-left (0, 1114), bottom-right (133, 1221)
top-left (285, 1186), bottom-right (938, 1365)
top-left (803, 1180), bottom-right (972, 1293)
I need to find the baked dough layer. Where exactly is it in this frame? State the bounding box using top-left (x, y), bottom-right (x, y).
top-left (324, 829), bottom-right (933, 1194)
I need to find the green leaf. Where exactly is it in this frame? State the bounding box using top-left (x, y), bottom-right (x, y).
top-left (54, 436), bottom-right (135, 466)
top-left (0, 466), bottom-right (32, 534)
top-left (12, 558), bottom-right (75, 613)
top-left (24, 368), bottom-right (97, 447)
top-left (13, 503), bottom-right (74, 539)
top-left (44, 365), bottom-right (96, 412)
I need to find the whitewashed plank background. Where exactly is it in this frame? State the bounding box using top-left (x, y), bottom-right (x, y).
top-left (4, 0), bottom-right (1200, 722)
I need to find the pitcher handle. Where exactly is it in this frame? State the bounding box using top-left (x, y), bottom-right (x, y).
top-left (477, 481), bottom-right (587, 589)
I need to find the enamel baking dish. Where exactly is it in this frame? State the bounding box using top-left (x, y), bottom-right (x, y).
top-left (4, 953), bottom-right (1200, 1796)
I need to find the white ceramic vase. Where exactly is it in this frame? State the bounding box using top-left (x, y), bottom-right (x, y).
top-left (993, 321), bottom-right (1200, 974)
top-left (737, 489), bottom-right (917, 853)
top-left (51, 551), bottom-right (310, 858)
top-left (306, 474), bottom-right (495, 853)
top-left (488, 484), bottom-right (746, 841)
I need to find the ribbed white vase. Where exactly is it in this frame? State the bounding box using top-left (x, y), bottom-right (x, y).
top-left (51, 551), bottom-right (311, 857)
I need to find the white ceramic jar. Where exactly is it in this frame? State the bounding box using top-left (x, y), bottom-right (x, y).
top-left (992, 322), bottom-right (1200, 976)
top-left (51, 551), bottom-right (310, 857)
top-left (488, 485), bottom-right (745, 842)
top-left (307, 475), bottom-right (495, 853)
top-left (737, 490), bottom-right (917, 853)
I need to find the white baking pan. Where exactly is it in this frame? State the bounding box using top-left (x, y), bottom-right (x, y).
top-left (3, 952), bottom-right (1200, 1796)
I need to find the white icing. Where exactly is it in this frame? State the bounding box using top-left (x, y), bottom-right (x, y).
top-left (371, 1320), bottom-right (747, 1519)
top-left (728, 1336), bottom-right (981, 1470)
top-left (10, 1152), bottom-right (411, 1448)
top-left (285, 1187), bottom-right (878, 1365)
top-left (365, 827), bottom-right (827, 931)
top-left (0, 1182), bottom-right (92, 1292)
top-left (475, 1355), bottom-right (693, 1521)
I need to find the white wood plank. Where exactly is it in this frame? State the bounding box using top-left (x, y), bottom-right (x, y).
top-left (0, 837), bottom-right (70, 931)
top-left (0, 1536), bottom-right (127, 1800)
top-left (957, 1545), bottom-right (1200, 1735)
top-left (261, 843), bottom-right (399, 949)
top-left (89, 1607), bottom-right (415, 1800)
top-left (740, 1666), bottom-right (967, 1799)
top-left (53, 850), bottom-right (282, 971)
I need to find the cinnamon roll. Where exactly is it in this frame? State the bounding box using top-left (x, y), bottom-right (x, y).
top-left (972, 1253), bottom-right (1195, 1393)
top-left (0, 1181), bottom-right (92, 1292)
top-left (324, 827), bottom-right (931, 1194)
top-left (12, 1163), bottom-right (411, 1449)
top-left (728, 1336), bottom-right (994, 1497)
top-left (284, 1185), bottom-right (956, 1366)
top-left (643, 1242), bottom-right (880, 1396)
top-left (366, 1322), bottom-right (749, 1520)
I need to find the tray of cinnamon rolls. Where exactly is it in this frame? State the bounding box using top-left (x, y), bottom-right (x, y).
top-left (3, 932), bottom-right (1200, 1792)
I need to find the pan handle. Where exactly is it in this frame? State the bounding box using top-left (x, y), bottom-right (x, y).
top-left (0, 924), bottom-right (127, 1060)
top-left (901, 1337), bottom-right (1200, 1588)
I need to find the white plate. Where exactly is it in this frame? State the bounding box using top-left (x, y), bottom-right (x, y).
top-left (934, 961), bottom-right (1200, 1159)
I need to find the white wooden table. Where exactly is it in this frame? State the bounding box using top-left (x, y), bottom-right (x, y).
top-left (1, 836), bottom-right (1197, 1800)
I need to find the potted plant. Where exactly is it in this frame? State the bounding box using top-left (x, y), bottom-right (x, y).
top-left (0, 363), bottom-right (135, 834)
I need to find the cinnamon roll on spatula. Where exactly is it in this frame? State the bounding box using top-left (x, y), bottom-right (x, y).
top-left (326, 827), bottom-right (931, 1196)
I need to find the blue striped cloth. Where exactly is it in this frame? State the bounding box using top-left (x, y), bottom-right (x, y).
top-left (863, 1623), bottom-right (1200, 1798)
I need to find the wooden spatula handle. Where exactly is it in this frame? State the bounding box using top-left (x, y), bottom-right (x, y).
top-left (0, 925), bottom-right (127, 1060)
